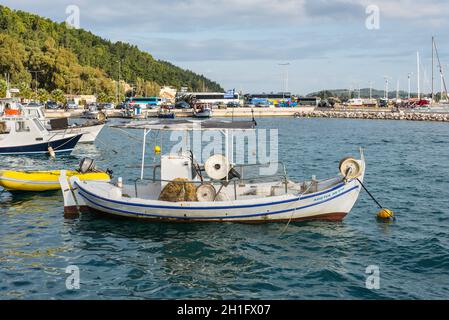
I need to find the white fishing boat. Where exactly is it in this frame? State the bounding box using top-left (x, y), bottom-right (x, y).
top-left (0, 104), bottom-right (82, 155)
top-left (22, 104), bottom-right (105, 143)
top-left (193, 104), bottom-right (213, 118)
top-left (59, 119), bottom-right (365, 222)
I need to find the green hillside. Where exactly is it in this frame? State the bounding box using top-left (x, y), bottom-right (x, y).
top-left (0, 5), bottom-right (223, 102)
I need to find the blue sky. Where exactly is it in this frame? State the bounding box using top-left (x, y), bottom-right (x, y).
top-left (2, 0), bottom-right (449, 94)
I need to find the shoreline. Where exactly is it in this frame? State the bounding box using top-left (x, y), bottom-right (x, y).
top-left (293, 109), bottom-right (449, 122)
top-left (43, 107), bottom-right (449, 122)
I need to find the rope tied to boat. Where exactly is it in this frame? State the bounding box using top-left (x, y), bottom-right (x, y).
top-left (355, 177), bottom-right (395, 221)
top-left (280, 181), bottom-right (315, 235)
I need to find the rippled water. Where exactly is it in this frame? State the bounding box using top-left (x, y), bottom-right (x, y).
top-left (1, 117), bottom-right (449, 299)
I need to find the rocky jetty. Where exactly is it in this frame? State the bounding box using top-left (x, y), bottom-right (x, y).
top-left (294, 110), bottom-right (449, 122)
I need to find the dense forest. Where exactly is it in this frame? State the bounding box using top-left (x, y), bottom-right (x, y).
top-left (0, 5), bottom-right (223, 102)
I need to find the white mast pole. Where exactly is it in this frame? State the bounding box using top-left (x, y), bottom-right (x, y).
top-left (396, 79), bottom-right (399, 100)
top-left (417, 51), bottom-right (421, 99)
top-left (140, 129), bottom-right (148, 180)
top-left (408, 73), bottom-right (412, 99)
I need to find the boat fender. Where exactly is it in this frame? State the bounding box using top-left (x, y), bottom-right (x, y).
top-left (339, 157), bottom-right (362, 180)
top-left (97, 111), bottom-right (106, 122)
top-left (48, 146), bottom-right (56, 158)
top-left (0, 121), bottom-right (6, 133)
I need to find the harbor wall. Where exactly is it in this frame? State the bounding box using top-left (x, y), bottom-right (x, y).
top-left (43, 107), bottom-right (449, 122)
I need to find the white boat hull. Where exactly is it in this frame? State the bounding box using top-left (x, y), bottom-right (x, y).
top-left (52, 123), bottom-right (105, 143)
top-left (63, 175), bottom-right (362, 223)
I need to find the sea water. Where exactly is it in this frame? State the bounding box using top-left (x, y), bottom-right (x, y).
top-left (1, 117), bottom-right (448, 299)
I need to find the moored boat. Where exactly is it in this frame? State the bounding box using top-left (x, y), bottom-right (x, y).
top-left (193, 103), bottom-right (212, 118)
top-left (0, 108), bottom-right (83, 156)
top-left (59, 119), bottom-right (365, 222)
top-left (22, 104), bottom-right (105, 143)
top-left (157, 107), bottom-right (175, 119)
top-left (0, 158), bottom-right (111, 192)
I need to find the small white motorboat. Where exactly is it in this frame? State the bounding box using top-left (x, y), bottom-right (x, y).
top-left (59, 119), bottom-right (365, 222)
top-left (23, 104), bottom-right (105, 143)
top-left (193, 103), bottom-right (212, 118)
top-left (0, 106), bottom-right (82, 156)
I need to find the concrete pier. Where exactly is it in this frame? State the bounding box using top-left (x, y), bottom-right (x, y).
top-left (293, 109), bottom-right (449, 122)
top-left (43, 107), bottom-right (449, 122)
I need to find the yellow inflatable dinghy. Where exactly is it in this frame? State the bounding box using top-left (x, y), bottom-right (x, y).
top-left (0, 158), bottom-right (111, 192)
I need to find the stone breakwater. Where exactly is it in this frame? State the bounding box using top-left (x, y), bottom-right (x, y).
top-left (294, 110), bottom-right (449, 122)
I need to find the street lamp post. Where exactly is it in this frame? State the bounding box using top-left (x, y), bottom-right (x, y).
top-left (278, 63), bottom-right (290, 99)
top-left (28, 70), bottom-right (44, 96)
top-left (368, 81), bottom-right (373, 99)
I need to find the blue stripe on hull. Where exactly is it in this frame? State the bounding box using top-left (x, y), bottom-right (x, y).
top-left (0, 134), bottom-right (82, 155)
top-left (78, 184), bottom-right (360, 220)
top-left (74, 180), bottom-right (347, 210)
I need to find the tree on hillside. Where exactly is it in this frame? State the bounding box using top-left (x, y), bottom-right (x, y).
top-left (0, 79), bottom-right (6, 97)
top-left (51, 89), bottom-right (65, 103)
top-left (37, 88), bottom-right (50, 103)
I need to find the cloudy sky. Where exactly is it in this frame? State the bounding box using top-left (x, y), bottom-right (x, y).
top-left (2, 0), bottom-right (449, 94)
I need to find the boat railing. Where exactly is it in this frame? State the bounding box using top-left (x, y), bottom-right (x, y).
top-left (134, 161), bottom-right (289, 199)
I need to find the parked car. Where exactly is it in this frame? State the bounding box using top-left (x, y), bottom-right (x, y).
top-left (45, 101), bottom-right (60, 109)
top-left (227, 102), bottom-right (240, 107)
top-left (102, 103), bottom-right (115, 109)
top-left (65, 100), bottom-right (78, 109)
top-left (26, 101), bottom-right (43, 108)
top-left (86, 103), bottom-right (97, 111)
top-left (174, 101), bottom-right (191, 109)
top-left (116, 102), bottom-right (126, 109)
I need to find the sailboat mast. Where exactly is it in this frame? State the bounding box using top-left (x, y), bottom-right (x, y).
top-left (432, 36), bottom-right (434, 101)
top-left (433, 38), bottom-right (448, 101)
top-left (417, 51), bottom-right (420, 100)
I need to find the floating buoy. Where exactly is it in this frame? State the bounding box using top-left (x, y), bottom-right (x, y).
top-left (376, 208), bottom-right (394, 221)
top-left (154, 145), bottom-right (161, 154)
top-left (48, 146), bottom-right (56, 159)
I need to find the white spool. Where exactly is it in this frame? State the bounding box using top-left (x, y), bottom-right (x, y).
top-left (196, 184), bottom-right (216, 202)
top-left (339, 157), bottom-right (362, 179)
top-left (204, 154), bottom-right (229, 180)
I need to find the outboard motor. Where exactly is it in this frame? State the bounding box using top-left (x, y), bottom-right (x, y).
top-left (79, 157), bottom-right (96, 173)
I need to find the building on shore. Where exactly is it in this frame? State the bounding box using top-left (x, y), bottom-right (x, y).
top-left (159, 86), bottom-right (177, 102)
top-left (297, 96), bottom-right (321, 106)
top-left (176, 91), bottom-right (240, 105)
top-left (244, 92), bottom-right (294, 106)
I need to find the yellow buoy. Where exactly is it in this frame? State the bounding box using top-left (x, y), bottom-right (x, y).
top-left (376, 208), bottom-right (394, 220)
top-left (154, 145), bottom-right (161, 154)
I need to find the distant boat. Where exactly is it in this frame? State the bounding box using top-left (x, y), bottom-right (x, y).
top-left (193, 103), bottom-right (212, 118)
top-left (157, 107), bottom-right (175, 119)
top-left (0, 117), bottom-right (82, 155)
